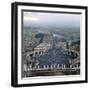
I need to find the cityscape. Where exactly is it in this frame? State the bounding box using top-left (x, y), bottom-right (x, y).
top-left (22, 11), bottom-right (80, 78)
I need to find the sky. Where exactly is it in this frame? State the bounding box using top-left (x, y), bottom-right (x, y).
top-left (23, 11), bottom-right (80, 28)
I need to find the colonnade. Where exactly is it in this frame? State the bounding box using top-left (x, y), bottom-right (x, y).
top-left (23, 63), bottom-right (79, 71)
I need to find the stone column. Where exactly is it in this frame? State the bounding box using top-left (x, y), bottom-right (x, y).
top-left (46, 65), bottom-right (49, 69)
top-left (23, 64), bottom-right (27, 71)
top-left (50, 64), bottom-right (53, 69)
top-left (54, 64), bottom-right (56, 69)
top-left (70, 65), bottom-right (72, 68)
top-left (29, 64), bottom-right (32, 70)
top-left (37, 65), bottom-right (40, 70)
top-left (63, 64), bottom-right (66, 69)
top-left (43, 65), bottom-right (46, 69)
top-left (57, 64), bottom-right (60, 69)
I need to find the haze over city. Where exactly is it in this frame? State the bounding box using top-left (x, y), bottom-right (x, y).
top-left (23, 12), bottom-right (80, 28)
